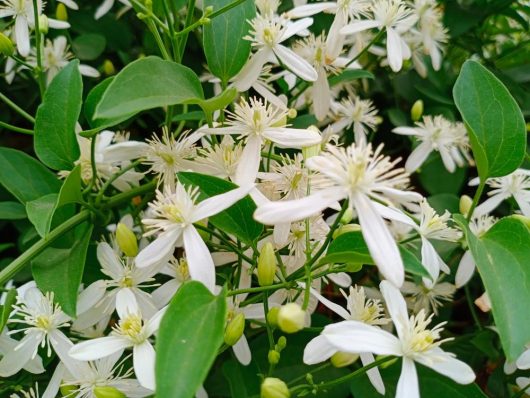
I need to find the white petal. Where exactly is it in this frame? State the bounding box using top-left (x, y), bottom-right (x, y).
top-left (313, 70), bottom-right (331, 121)
top-left (396, 358), bottom-right (419, 398)
top-left (97, 242), bottom-right (124, 277)
top-left (473, 194), bottom-right (507, 217)
top-left (392, 127), bottom-right (419, 136)
top-left (79, 64), bottom-right (101, 77)
top-left (234, 136), bottom-right (262, 186)
top-left (354, 194), bottom-right (404, 287)
top-left (327, 272), bottom-right (352, 288)
top-left (103, 141), bottom-right (149, 162)
top-left (233, 49), bottom-right (270, 91)
top-left (15, 16), bottom-right (30, 57)
top-left (135, 228), bottom-right (181, 269)
top-left (95, 0), bottom-right (114, 19)
top-left (379, 280), bottom-right (409, 341)
top-left (263, 127), bottom-right (321, 148)
top-left (517, 349), bottom-right (530, 370)
top-left (49, 330), bottom-right (91, 377)
top-left (420, 237), bottom-right (441, 281)
top-left (439, 148), bottom-right (456, 173)
top-left (134, 341), bottom-right (156, 390)
top-left (232, 335), bottom-right (251, 366)
top-left (273, 222), bottom-right (291, 246)
top-left (183, 226), bottom-right (216, 292)
top-left (145, 306), bottom-right (167, 337)
top-left (47, 19), bottom-right (70, 29)
top-left (514, 193), bottom-right (530, 217)
top-left (192, 184), bottom-right (254, 222)
top-left (303, 335), bottom-right (337, 365)
top-left (116, 288), bottom-right (140, 318)
top-left (281, 17), bottom-right (314, 41)
top-left (360, 352), bottom-right (386, 395)
top-left (308, 286), bottom-right (350, 320)
top-left (386, 28), bottom-right (403, 72)
top-left (58, 0), bottom-right (78, 9)
top-left (69, 336), bottom-right (130, 361)
top-left (274, 45), bottom-right (318, 82)
top-left (287, 3), bottom-right (336, 18)
top-left (416, 348), bottom-right (475, 384)
top-left (455, 250), bottom-right (475, 288)
top-left (77, 280), bottom-right (107, 315)
top-left (405, 141), bottom-right (432, 173)
top-left (42, 363), bottom-right (65, 398)
top-left (152, 280), bottom-right (180, 308)
top-left (0, 331), bottom-right (42, 376)
top-left (340, 20), bottom-right (380, 35)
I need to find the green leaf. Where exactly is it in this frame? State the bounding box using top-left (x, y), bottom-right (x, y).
top-left (34, 60), bottom-right (82, 170)
top-left (26, 193), bottom-right (59, 238)
top-left (222, 360), bottom-right (261, 398)
top-left (32, 221), bottom-right (93, 317)
top-left (0, 147), bottom-right (61, 204)
top-left (399, 246), bottom-right (431, 279)
top-left (350, 362), bottom-right (487, 397)
top-left (94, 56), bottom-right (204, 120)
top-left (178, 172), bottom-right (263, 245)
top-left (418, 153), bottom-right (467, 195)
top-left (57, 165), bottom-right (84, 208)
top-left (0, 201), bottom-right (26, 220)
top-left (453, 60), bottom-right (526, 179)
top-left (454, 215), bottom-right (530, 361)
top-left (203, 0), bottom-right (256, 85)
top-left (156, 281), bottom-right (227, 398)
top-left (329, 69), bottom-right (374, 87)
top-left (0, 288), bottom-right (16, 332)
top-left (72, 33), bottom-right (106, 61)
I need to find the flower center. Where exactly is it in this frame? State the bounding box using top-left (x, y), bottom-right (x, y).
top-left (115, 314), bottom-right (144, 343)
top-left (35, 315), bottom-right (52, 331)
top-left (162, 204), bottom-right (185, 224)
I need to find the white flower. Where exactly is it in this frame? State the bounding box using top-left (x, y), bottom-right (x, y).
top-left (234, 15), bottom-right (318, 91)
top-left (151, 257), bottom-right (190, 308)
top-left (192, 136), bottom-right (243, 181)
top-left (304, 280), bottom-right (475, 398)
top-left (95, 0), bottom-right (131, 19)
top-left (330, 96), bottom-right (379, 145)
top-left (472, 169), bottom-right (530, 217)
top-left (0, 0), bottom-right (69, 56)
top-left (401, 278), bottom-right (456, 315)
top-left (255, 143), bottom-right (422, 287)
top-left (0, 287), bottom-right (72, 377)
top-left (0, 330), bottom-right (44, 375)
top-left (202, 97), bottom-right (321, 186)
top-left (393, 115), bottom-right (471, 173)
top-left (340, 0), bottom-right (418, 72)
top-left (27, 36), bottom-right (100, 85)
top-left (135, 181), bottom-right (253, 291)
top-left (69, 293), bottom-right (166, 391)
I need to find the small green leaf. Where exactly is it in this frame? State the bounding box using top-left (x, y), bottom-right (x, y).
top-left (454, 215), bottom-right (530, 361)
top-left (0, 201), bottom-right (26, 220)
top-left (94, 56), bottom-right (204, 120)
top-left (453, 60), bottom-right (526, 179)
top-left (329, 69), bottom-right (374, 87)
top-left (57, 165), bottom-right (84, 208)
top-left (32, 221), bottom-right (93, 317)
top-left (72, 33), bottom-right (106, 61)
top-left (156, 281), bottom-right (227, 398)
top-left (196, 88), bottom-right (238, 116)
top-left (178, 172), bottom-right (263, 245)
top-left (399, 246), bottom-right (431, 279)
top-left (0, 148), bottom-right (61, 204)
top-left (203, 0), bottom-right (256, 85)
top-left (26, 193), bottom-right (59, 238)
top-left (0, 288), bottom-right (17, 332)
top-left (34, 60), bottom-right (82, 170)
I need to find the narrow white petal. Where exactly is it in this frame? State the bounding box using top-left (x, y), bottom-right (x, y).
top-left (41, 363), bottom-right (65, 398)
top-left (233, 49), bottom-right (270, 91)
top-left (15, 17), bottom-right (30, 57)
top-left (234, 136), bottom-right (262, 186)
top-left (360, 352), bottom-right (386, 395)
top-left (58, 0), bottom-right (78, 9)
top-left (116, 288), bottom-right (140, 318)
top-left (473, 194), bottom-right (507, 217)
top-left (405, 141), bottom-right (432, 173)
top-left (274, 45), bottom-right (318, 82)
top-left (69, 336), bottom-right (130, 361)
top-left (77, 280), bottom-right (107, 315)
top-left (420, 237), bottom-right (441, 281)
top-left (103, 141), bottom-right (149, 162)
top-left (0, 331), bottom-right (42, 376)
top-left (440, 148), bottom-right (456, 173)
top-left (325, 12), bottom-right (347, 60)
top-left (396, 358), bottom-right (419, 398)
top-left (134, 342), bottom-right (156, 390)
top-left (392, 127), bottom-right (419, 136)
top-left (47, 19), bottom-right (70, 29)
top-left (152, 280), bottom-right (180, 308)
top-left (95, 0), bottom-right (114, 19)
top-left (313, 70), bottom-right (331, 121)
top-left (135, 228), bottom-right (181, 269)
top-left (340, 20), bottom-right (380, 35)
top-left (282, 17), bottom-right (314, 41)
top-left (273, 222), bottom-right (291, 246)
top-left (98, 242), bottom-right (125, 277)
top-left (232, 335), bottom-right (251, 366)
top-left (514, 193), bottom-right (530, 217)
top-left (386, 27), bottom-right (403, 72)
top-left (516, 349), bottom-right (530, 370)
top-left (379, 280), bottom-right (409, 341)
top-left (326, 272), bottom-right (352, 288)
top-left (79, 64), bottom-right (101, 78)
top-left (192, 184), bottom-right (254, 222)
top-left (183, 226), bottom-right (216, 292)
top-left (287, 3), bottom-right (336, 18)
top-left (416, 348), bottom-right (475, 384)
top-left (145, 306), bottom-right (167, 337)
top-left (49, 330), bottom-right (91, 377)
top-left (263, 127), bottom-right (321, 148)
top-left (303, 335), bottom-right (337, 365)
top-left (308, 286), bottom-right (350, 320)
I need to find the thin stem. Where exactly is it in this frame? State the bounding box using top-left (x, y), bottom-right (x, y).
top-left (130, 0), bottom-right (170, 33)
top-left (103, 180), bottom-right (157, 209)
top-left (228, 281), bottom-right (294, 297)
top-left (345, 28), bottom-right (385, 68)
top-left (95, 159), bottom-right (144, 206)
top-left (512, 381), bottom-right (530, 398)
top-left (0, 92), bottom-right (35, 123)
top-left (208, 0), bottom-right (249, 19)
top-left (287, 363), bottom-right (331, 386)
top-left (146, 19), bottom-right (172, 61)
top-left (0, 121), bottom-right (34, 135)
top-left (467, 179), bottom-right (486, 221)
top-left (31, 0), bottom-right (46, 97)
top-left (465, 284), bottom-right (483, 330)
top-left (177, 0), bottom-right (196, 60)
top-left (8, 54), bottom-right (34, 69)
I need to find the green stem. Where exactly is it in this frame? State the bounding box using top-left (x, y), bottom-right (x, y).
top-left (229, 281), bottom-right (294, 297)
top-left (177, 0), bottom-right (196, 61)
top-left (0, 92), bottom-right (35, 123)
top-left (512, 381), bottom-right (530, 398)
top-left (0, 210), bottom-right (91, 285)
top-left (287, 363), bottom-right (331, 386)
top-left (0, 121), bottom-right (34, 135)
top-left (146, 19), bottom-right (172, 61)
top-left (95, 159), bottom-right (144, 206)
top-left (103, 180), bottom-right (157, 209)
top-left (208, 0), bottom-right (249, 19)
top-left (467, 179), bottom-right (486, 221)
top-left (345, 28), bottom-right (385, 68)
top-left (31, 0), bottom-right (46, 97)
top-left (465, 284), bottom-right (483, 330)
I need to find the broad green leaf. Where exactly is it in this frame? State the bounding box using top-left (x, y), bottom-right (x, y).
top-left (350, 362), bottom-right (487, 397)
top-left (72, 33), bottom-right (106, 61)
top-left (427, 194), bottom-right (460, 215)
top-left (178, 172), bottom-right (263, 245)
top-left (453, 60), bottom-right (526, 179)
top-left (32, 222), bottom-right (93, 317)
top-left (26, 193), bottom-right (59, 238)
top-left (203, 0), bottom-right (255, 85)
top-left (454, 215), bottom-right (530, 361)
top-left (0, 148), bottom-right (61, 204)
top-left (222, 360), bottom-right (261, 398)
top-left (321, 232), bottom-right (430, 279)
top-left (94, 56), bottom-right (204, 120)
top-left (156, 281), bottom-right (226, 398)
top-left (34, 60), bottom-right (82, 170)
top-left (329, 69), bottom-right (374, 87)
top-left (418, 153), bottom-right (467, 195)
top-left (0, 201), bottom-right (26, 220)
top-left (0, 288), bottom-right (16, 332)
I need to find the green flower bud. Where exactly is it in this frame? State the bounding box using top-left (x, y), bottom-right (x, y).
top-left (116, 222), bottom-right (138, 257)
top-left (39, 15), bottom-right (49, 34)
top-left (261, 377), bottom-right (290, 398)
top-left (267, 307), bottom-right (280, 327)
top-left (93, 386), bottom-right (126, 398)
top-left (287, 108), bottom-right (297, 119)
top-left (302, 126), bottom-right (321, 160)
top-left (331, 351), bottom-right (359, 368)
top-left (332, 223), bottom-right (361, 239)
top-left (410, 99), bottom-right (424, 122)
top-left (224, 312), bottom-right (245, 346)
top-left (56, 3), bottom-right (68, 21)
top-left (0, 32), bottom-right (14, 56)
top-left (268, 349), bottom-right (280, 365)
top-left (459, 195), bottom-right (473, 217)
top-left (204, 5), bottom-right (214, 15)
top-left (276, 335), bottom-right (287, 351)
top-left (258, 242), bottom-right (277, 286)
top-left (60, 385), bottom-right (77, 396)
top-left (277, 303), bottom-right (305, 334)
top-left (103, 59), bottom-right (116, 76)
top-left (340, 207), bottom-right (354, 224)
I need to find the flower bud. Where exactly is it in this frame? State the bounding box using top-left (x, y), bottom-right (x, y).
top-left (276, 335), bottom-right (287, 350)
top-left (0, 33), bottom-right (14, 56)
top-left (410, 100), bottom-right (424, 122)
top-left (60, 385), bottom-right (77, 396)
top-left (56, 3), bottom-right (68, 21)
top-left (332, 223), bottom-right (361, 239)
top-left (340, 207), bottom-right (354, 224)
top-left (475, 292), bottom-right (491, 312)
top-left (459, 195), bottom-right (473, 217)
top-left (287, 108), bottom-right (297, 119)
top-left (204, 5), bottom-right (214, 15)
top-left (331, 352), bottom-right (359, 368)
top-left (116, 223), bottom-right (138, 257)
top-left (302, 126), bottom-right (322, 160)
top-left (266, 307), bottom-right (280, 327)
top-left (268, 349), bottom-right (280, 365)
top-left (261, 377), bottom-right (290, 398)
top-left (93, 386), bottom-right (126, 398)
top-left (39, 15), bottom-right (49, 34)
top-left (103, 59), bottom-right (116, 76)
top-left (277, 303), bottom-right (305, 334)
top-left (258, 242), bottom-right (277, 286)
top-left (224, 312), bottom-right (245, 346)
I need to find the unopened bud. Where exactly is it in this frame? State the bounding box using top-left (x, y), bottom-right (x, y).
top-left (277, 303), bottom-right (305, 334)
top-left (56, 3), bottom-right (68, 21)
top-left (258, 242), bottom-right (277, 286)
top-left (410, 99), bottom-right (424, 122)
top-left (475, 292), bottom-right (491, 312)
top-left (331, 352), bottom-right (359, 368)
top-left (93, 386), bottom-right (126, 398)
top-left (340, 207), bottom-right (354, 224)
top-left (267, 307), bottom-right (280, 327)
top-left (276, 335), bottom-right (287, 350)
top-left (268, 349), bottom-right (280, 365)
top-left (39, 15), bottom-right (49, 34)
top-left (261, 377), bottom-right (290, 398)
top-left (332, 224), bottom-right (361, 239)
top-left (302, 126), bottom-right (321, 160)
top-left (459, 195), bottom-right (472, 217)
top-left (60, 385), bottom-right (77, 397)
top-left (224, 312), bottom-right (245, 346)
top-left (287, 108), bottom-right (297, 119)
top-left (204, 5), bottom-right (214, 14)
top-left (116, 223), bottom-right (138, 257)
top-left (103, 59), bottom-right (116, 76)
top-left (0, 33), bottom-right (14, 56)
